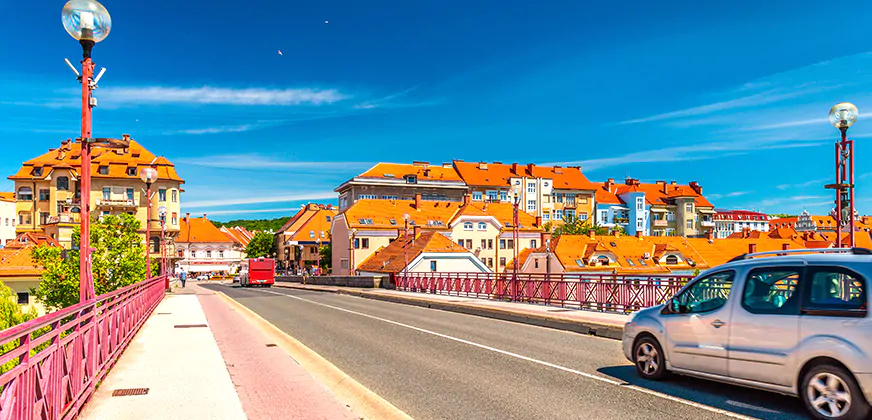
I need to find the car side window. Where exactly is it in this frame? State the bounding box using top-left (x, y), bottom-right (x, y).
top-left (802, 267), bottom-right (867, 317)
top-left (672, 271), bottom-right (734, 314)
top-left (742, 268), bottom-right (801, 315)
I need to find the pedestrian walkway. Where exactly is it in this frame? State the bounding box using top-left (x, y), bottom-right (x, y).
top-left (81, 283), bottom-right (357, 420)
top-left (274, 282), bottom-right (629, 339)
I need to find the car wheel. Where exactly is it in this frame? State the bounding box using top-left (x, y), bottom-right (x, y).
top-left (633, 336), bottom-right (668, 380)
top-left (801, 364), bottom-right (870, 420)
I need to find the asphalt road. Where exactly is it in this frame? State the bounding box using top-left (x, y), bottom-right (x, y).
top-left (202, 283), bottom-right (809, 420)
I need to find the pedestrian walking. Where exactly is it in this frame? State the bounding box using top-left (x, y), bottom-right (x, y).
top-left (180, 270), bottom-right (187, 288)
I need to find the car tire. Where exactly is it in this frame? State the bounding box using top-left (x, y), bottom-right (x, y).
top-left (633, 336), bottom-right (668, 380)
top-left (801, 364), bottom-right (871, 420)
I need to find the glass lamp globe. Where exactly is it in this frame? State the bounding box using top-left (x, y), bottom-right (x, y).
top-left (829, 102), bottom-right (859, 128)
top-left (139, 167), bottom-right (158, 184)
top-left (62, 0), bottom-right (112, 43)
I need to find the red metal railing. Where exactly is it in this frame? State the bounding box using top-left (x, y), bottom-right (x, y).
top-left (394, 272), bottom-right (692, 313)
top-left (0, 276), bottom-right (166, 420)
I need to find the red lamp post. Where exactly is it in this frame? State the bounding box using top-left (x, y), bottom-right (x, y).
top-left (62, 0), bottom-right (112, 303)
top-left (140, 167), bottom-right (158, 277)
top-left (826, 103), bottom-right (859, 248)
top-left (511, 185), bottom-right (521, 301)
top-left (402, 213), bottom-right (410, 290)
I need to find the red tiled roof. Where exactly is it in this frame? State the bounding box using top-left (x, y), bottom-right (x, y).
top-left (452, 161), bottom-right (597, 190)
top-left (0, 245), bottom-right (43, 277)
top-left (0, 192), bottom-right (14, 203)
top-left (358, 231), bottom-right (469, 273)
top-left (342, 199), bottom-right (462, 230)
top-left (290, 208), bottom-right (339, 242)
top-left (453, 202), bottom-right (541, 231)
top-left (178, 217), bottom-right (233, 244)
top-left (359, 162), bottom-right (462, 182)
top-left (4, 232), bottom-right (61, 249)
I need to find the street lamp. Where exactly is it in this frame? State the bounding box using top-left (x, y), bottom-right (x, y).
top-left (140, 167), bottom-right (158, 277)
top-left (510, 184), bottom-right (522, 300)
top-left (316, 237), bottom-right (322, 276)
top-left (158, 206), bottom-right (168, 285)
top-left (350, 228), bottom-right (358, 276)
top-left (827, 102), bottom-right (859, 248)
top-left (62, 0), bottom-right (111, 302)
top-left (402, 213), bottom-right (410, 290)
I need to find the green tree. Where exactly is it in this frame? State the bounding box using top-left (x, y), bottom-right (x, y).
top-left (319, 243), bottom-right (332, 271)
top-left (550, 215), bottom-right (610, 238)
top-left (0, 281), bottom-right (38, 375)
top-left (245, 231), bottom-right (276, 258)
top-left (211, 216), bottom-right (290, 233)
top-left (31, 214), bottom-right (148, 310)
top-left (768, 213), bottom-right (793, 219)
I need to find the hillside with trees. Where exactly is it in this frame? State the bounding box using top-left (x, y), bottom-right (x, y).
top-left (211, 217), bottom-right (290, 233)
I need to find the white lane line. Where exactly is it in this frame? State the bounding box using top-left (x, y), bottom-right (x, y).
top-left (252, 288), bottom-right (759, 420)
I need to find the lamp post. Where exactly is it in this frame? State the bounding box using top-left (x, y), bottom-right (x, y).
top-left (316, 237), bottom-right (322, 276)
top-left (403, 213), bottom-right (410, 290)
top-left (511, 185), bottom-right (521, 300)
top-left (158, 206), bottom-right (168, 283)
top-left (826, 103), bottom-right (859, 248)
top-left (140, 167), bottom-right (158, 277)
top-left (62, 0), bottom-right (112, 302)
top-left (350, 228), bottom-right (358, 276)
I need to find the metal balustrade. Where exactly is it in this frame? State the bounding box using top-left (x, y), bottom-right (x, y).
top-left (394, 272), bottom-right (692, 313)
top-left (0, 276), bottom-right (165, 420)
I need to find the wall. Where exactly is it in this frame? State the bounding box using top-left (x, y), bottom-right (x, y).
top-left (3, 277), bottom-right (46, 316)
top-left (338, 184), bottom-right (466, 210)
top-left (521, 251), bottom-right (565, 274)
top-left (331, 216), bottom-right (351, 275)
top-left (409, 253), bottom-right (489, 273)
top-left (0, 200), bottom-right (15, 246)
top-left (276, 275), bottom-right (385, 288)
top-left (449, 217), bottom-right (503, 272)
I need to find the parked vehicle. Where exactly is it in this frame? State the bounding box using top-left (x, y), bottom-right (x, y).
top-left (196, 274), bottom-right (209, 281)
top-left (240, 258), bottom-right (275, 288)
top-left (623, 248), bottom-right (872, 420)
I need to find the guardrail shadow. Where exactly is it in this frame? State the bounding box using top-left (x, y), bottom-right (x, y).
top-left (597, 365), bottom-right (807, 419)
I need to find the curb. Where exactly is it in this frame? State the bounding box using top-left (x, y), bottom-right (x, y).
top-left (215, 291), bottom-right (413, 420)
top-left (275, 283), bottom-right (624, 340)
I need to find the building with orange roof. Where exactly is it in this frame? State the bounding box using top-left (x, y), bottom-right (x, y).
top-left (595, 178), bottom-right (715, 238)
top-left (770, 210), bottom-right (872, 238)
top-left (713, 209), bottom-right (770, 239)
top-left (0, 244), bottom-right (51, 315)
top-left (3, 232), bottom-right (61, 250)
top-left (0, 192), bottom-right (15, 246)
top-left (448, 199), bottom-right (542, 273)
top-left (452, 161), bottom-right (598, 226)
top-left (335, 162), bottom-right (467, 211)
top-left (176, 214), bottom-right (243, 276)
top-left (7, 137), bottom-right (184, 260)
top-left (273, 204), bottom-right (337, 273)
top-left (358, 230), bottom-right (490, 276)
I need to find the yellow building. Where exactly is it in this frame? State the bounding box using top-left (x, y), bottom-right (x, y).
top-left (0, 244), bottom-right (49, 315)
top-left (8, 137), bottom-right (184, 260)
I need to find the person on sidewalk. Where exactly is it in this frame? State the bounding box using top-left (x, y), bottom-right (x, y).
top-left (180, 270), bottom-right (187, 288)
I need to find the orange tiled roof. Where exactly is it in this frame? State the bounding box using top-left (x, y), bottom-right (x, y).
top-left (359, 162), bottom-right (462, 182)
top-left (4, 232), bottom-right (61, 249)
top-left (453, 161), bottom-right (597, 190)
top-left (178, 217), bottom-right (233, 243)
top-left (277, 207), bottom-right (310, 234)
top-left (0, 246), bottom-right (43, 277)
top-left (290, 208), bottom-right (339, 242)
top-left (0, 192), bottom-right (14, 202)
top-left (9, 139), bottom-right (183, 183)
top-left (358, 231), bottom-right (469, 273)
top-left (614, 180), bottom-right (713, 207)
top-left (453, 202), bottom-right (541, 231)
top-left (595, 185), bottom-right (623, 205)
top-left (220, 226), bottom-right (255, 247)
top-left (342, 199), bottom-right (462, 230)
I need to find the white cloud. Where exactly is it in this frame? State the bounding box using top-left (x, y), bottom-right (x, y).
top-left (173, 154), bottom-right (371, 171)
top-left (99, 86), bottom-right (348, 106)
top-left (183, 191), bottom-right (337, 208)
top-left (167, 123), bottom-right (267, 135)
top-left (776, 177), bottom-right (829, 190)
top-left (708, 191), bottom-right (753, 199)
top-left (758, 195), bottom-right (828, 207)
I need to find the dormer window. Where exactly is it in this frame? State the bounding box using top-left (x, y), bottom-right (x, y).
top-left (32, 167), bottom-right (43, 177)
top-left (405, 175), bottom-right (417, 184)
top-left (98, 166), bottom-right (109, 175)
top-left (127, 167), bottom-right (137, 176)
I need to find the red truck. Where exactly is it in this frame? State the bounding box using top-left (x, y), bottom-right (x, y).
top-left (239, 258), bottom-right (275, 287)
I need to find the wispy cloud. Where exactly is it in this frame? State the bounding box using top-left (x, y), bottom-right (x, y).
top-left (183, 191), bottom-right (337, 208)
top-left (352, 85), bottom-right (444, 110)
top-left (708, 191), bottom-right (753, 199)
top-left (99, 86), bottom-right (349, 106)
top-left (744, 118), bottom-right (826, 131)
top-left (776, 177), bottom-right (829, 190)
top-left (166, 123), bottom-right (270, 135)
top-left (758, 195), bottom-right (828, 207)
top-left (174, 154), bottom-right (372, 171)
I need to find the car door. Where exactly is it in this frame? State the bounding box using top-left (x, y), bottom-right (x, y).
top-left (662, 270), bottom-right (735, 376)
top-left (728, 264), bottom-right (803, 386)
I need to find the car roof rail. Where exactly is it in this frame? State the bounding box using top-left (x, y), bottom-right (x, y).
top-left (727, 247), bottom-right (872, 263)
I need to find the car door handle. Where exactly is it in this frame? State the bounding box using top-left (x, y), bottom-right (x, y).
top-left (711, 320), bottom-right (726, 328)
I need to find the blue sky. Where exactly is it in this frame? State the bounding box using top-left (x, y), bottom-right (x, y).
top-left (5, 0), bottom-right (872, 220)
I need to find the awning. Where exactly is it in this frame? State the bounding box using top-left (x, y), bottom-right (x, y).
top-left (698, 208), bottom-right (716, 214)
top-left (611, 206), bottom-right (630, 211)
top-left (649, 208), bottom-right (668, 213)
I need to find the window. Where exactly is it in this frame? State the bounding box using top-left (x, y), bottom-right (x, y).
top-left (530, 239), bottom-right (537, 248)
top-left (481, 239), bottom-right (487, 249)
top-left (499, 191), bottom-right (508, 202)
top-left (534, 259), bottom-right (539, 269)
top-left (666, 212), bottom-right (675, 222)
top-left (463, 222), bottom-right (473, 231)
top-left (507, 239), bottom-right (514, 249)
top-left (326, 215), bottom-right (331, 222)
top-left (487, 239), bottom-right (493, 249)
top-left (18, 212), bottom-right (30, 225)
top-left (477, 222), bottom-right (487, 231)
top-left (158, 189), bottom-right (166, 202)
top-left (636, 197), bottom-right (644, 211)
top-left (599, 210), bottom-right (608, 223)
top-left (527, 200), bottom-right (536, 212)
top-left (354, 238), bottom-right (360, 249)
top-left (172, 212), bottom-right (178, 225)
top-left (597, 255), bottom-right (610, 266)
top-left (3, 218), bottom-right (6, 226)
top-left (685, 202), bottom-right (693, 212)
top-left (458, 239), bottom-right (464, 246)
top-left (499, 257), bottom-right (506, 267)
top-left (406, 175), bottom-right (417, 184)
top-left (17, 292), bottom-right (28, 305)
top-left (665, 255), bottom-right (679, 265)
top-left (98, 166), bottom-right (109, 175)
top-left (527, 182), bottom-right (536, 193)
top-left (38, 189), bottom-right (49, 201)
top-left (499, 239), bottom-right (506, 249)
top-left (554, 193), bottom-right (563, 203)
top-left (580, 197), bottom-right (589, 204)
top-left (172, 189), bottom-right (178, 203)
top-left (310, 230), bottom-right (315, 238)
top-left (579, 213), bottom-right (588, 221)
top-left (465, 239), bottom-right (473, 249)
top-left (178, 250), bottom-right (184, 258)
top-left (430, 261), bottom-right (437, 271)
top-left (381, 195), bottom-right (398, 200)
top-left (57, 176), bottom-right (69, 191)
top-left (742, 268), bottom-right (801, 315)
top-left (803, 267), bottom-right (867, 317)
top-left (637, 219), bottom-right (644, 229)
top-left (126, 188), bottom-right (134, 201)
top-left (102, 187), bottom-right (110, 200)
top-left (686, 219), bottom-right (693, 229)
top-left (321, 231), bottom-right (326, 238)
top-left (626, 258), bottom-right (636, 267)
top-left (206, 250), bottom-right (212, 258)
top-left (565, 210), bottom-right (576, 220)
top-left (127, 167), bottom-right (137, 176)
top-left (472, 191), bottom-right (483, 201)
top-left (17, 187), bottom-right (32, 201)
top-left (486, 191), bottom-right (498, 201)
top-left (218, 250), bottom-right (225, 258)
top-left (543, 213), bottom-right (550, 221)
top-left (671, 271), bottom-right (734, 314)
top-left (487, 258), bottom-right (493, 267)
top-left (553, 210), bottom-right (563, 220)
top-left (362, 238), bottom-right (370, 249)
top-left (357, 194), bottom-right (377, 200)
top-left (32, 167), bottom-right (43, 176)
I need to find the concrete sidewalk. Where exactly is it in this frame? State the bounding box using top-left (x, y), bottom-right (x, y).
top-left (81, 284), bottom-right (357, 420)
top-left (275, 282), bottom-right (629, 339)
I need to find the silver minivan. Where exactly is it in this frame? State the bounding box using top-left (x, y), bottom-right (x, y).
top-left (623, 248), bottom-right (872, 420)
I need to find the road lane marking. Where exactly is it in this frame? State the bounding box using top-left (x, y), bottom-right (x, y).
top-left (250, 287), bottom-right (760, 420)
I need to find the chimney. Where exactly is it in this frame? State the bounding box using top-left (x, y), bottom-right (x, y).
top-left (412, 225), bottom-right (421, 240)
top-left (670, 180), bottom-right (677, 186)
top-left (749, 244), bottom-right (757, 254)
top-left (589, 230), bottom-right (596, 239)
top-left (705, 230), bottom-right (713, 240)
top-left (463, 194), bottom-right (471, 205)
top-left (493, 161), bottom-right (503, 165)
top-left (782, 243), bottom-right (790, 250)
top-left (689, 181), bottom-right (702, 195)
top-left (122, 133), bottom-right (131, 141)
top-left (414, 193), bottom-right (422, 209)
top-left (541, 231), bottom-right (552, 248)
top-left (203, 213), bottom-right (207, 220)
top-left (636, 231), bottom-right (643, 239)
top-left (625, 177), bottom-right (634, 186)
top-left (605, 178), bottom-right (615, 192)
top-left (613, 230), bottom-right (620, 237)
top-left (526, 163), bottom-right (535, 175)
top-left (478, 162), bottom-right (488, 170)
top-left (553, 166), bottom-right (563, 174)
top-left (185, 213), bottom-right (190, 223)
top-left (535, 216), bottom-right (542, 227)
top-left (656, 180), bottom-right (667, 194)
top-left (511, 163), bottom-right (519, 174)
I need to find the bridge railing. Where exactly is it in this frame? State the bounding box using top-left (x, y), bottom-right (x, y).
top-left (394, 272), bottom-right (692, 313)
top-left (0, 275), bottom-right (166, 420)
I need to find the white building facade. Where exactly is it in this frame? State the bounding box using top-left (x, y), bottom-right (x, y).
top-left (0, 194), bottom-right (16, 246)
top-left (713, 210), bottom-right (770, 239)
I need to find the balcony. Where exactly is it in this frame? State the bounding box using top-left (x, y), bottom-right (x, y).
top-left (700, 220), bottom-right (715, 228)
top-left (613, 217), bottom-right (629, 224)
top-left (45, 214), bottom-right (80, 224)
top-left (653, 219), bottom-right (668, 227)
top-left (563, 200), bottom-right (577, 209)
top-left (95, 198), bottom-right (138, 209)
